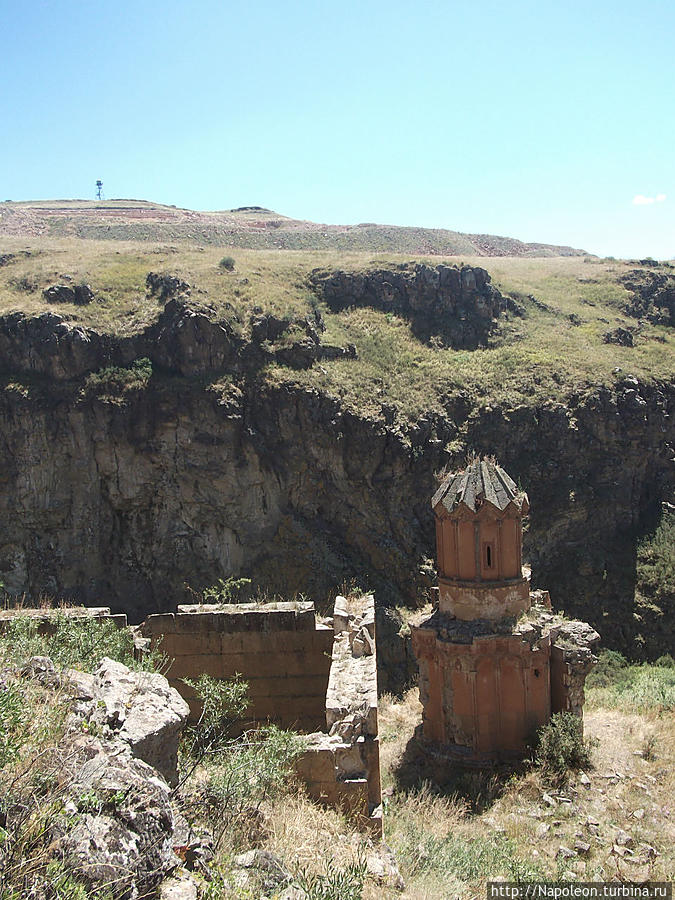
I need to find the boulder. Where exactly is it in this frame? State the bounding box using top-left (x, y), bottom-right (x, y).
top-left (603, 326), bottom-right (634, 346)
top-left (43, 283), bottom-right (94, 305)
top-left (54, 734), bottom-right (178, 897)
top-left (85, 657), bottom-right (190, 786)
top-left (146, 272), bottom-right (190, 300)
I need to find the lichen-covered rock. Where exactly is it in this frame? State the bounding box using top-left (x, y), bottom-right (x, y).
top-left (54, 734), bottom-right (178, 899)
top-left (81, 657), bottom-right (189, 786)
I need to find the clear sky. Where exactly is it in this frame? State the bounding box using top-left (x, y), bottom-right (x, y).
top-left (2, 0), bottom-right (673, 258)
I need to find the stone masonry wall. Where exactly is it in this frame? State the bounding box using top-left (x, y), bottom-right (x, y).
top-left (140, 601), bottom-right (333, 733)
top-left (295, 594), bottom-right (382, 835)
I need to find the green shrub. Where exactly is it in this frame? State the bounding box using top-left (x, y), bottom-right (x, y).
top-left (586, 648), bottom-right (627, 688)
top-left (181, 673), bottom-right (249, 757)
top-left (0, 613), bottom-right (160, 673)
top-left (655, 654), bottom-right (675, 668)
top-left (635, 509), bottom-right (675, 610)
top-left (204, 725), bottom-right (304, 814)
top-left (219, 255), bottom-right (235, 271)
top-left (84, 357), bottom-right (152, 398)
top-left (535, 712), bottom-right (594, 776)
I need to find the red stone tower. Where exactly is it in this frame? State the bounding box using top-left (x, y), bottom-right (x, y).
top-left (432, 458), bottom-right (530, 620)
top-left (412, 458), bottom-right (599, 765)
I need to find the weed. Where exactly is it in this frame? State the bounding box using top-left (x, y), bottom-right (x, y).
top-left (295, 853), bottom-right (367, 900)
top-left (200, 576), bottom-right (252, 604)
top-left (219, 255), bottom-right (236, 271)
top-left (535, 712), bottom-right (595, 777)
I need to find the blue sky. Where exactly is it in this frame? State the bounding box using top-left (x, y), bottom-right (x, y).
top-left (1, 0), bottom-right (673, 258)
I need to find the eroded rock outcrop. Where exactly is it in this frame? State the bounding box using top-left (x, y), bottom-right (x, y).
top-left (64, 657), bottom-right (190, 786)
top-left (310, 263), bottom-right (512, 348)
top-left (620, 267), bottom-right (675, 325)
top-left (14, 655), bottom-right (197, 899)
top-left (0, 294), bottom-right (330, 381)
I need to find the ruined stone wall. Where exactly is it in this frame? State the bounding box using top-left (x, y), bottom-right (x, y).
top-left (140, 602), bottom-right (333, 733)
top-left (295, 594), bottom-right (382, 835)
top-left (550, 620), bottom-right (601, 725)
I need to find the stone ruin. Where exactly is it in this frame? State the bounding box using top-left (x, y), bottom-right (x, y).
top-left (0, 594), bottom-right (383, 835)
top-left (0, 458), bottom-right (600, 840)
top-left (140, 595), bottom-right (382, 833)
top-left (411, 457), bottom-right (600, 766)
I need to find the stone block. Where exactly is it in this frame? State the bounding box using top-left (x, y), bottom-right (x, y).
top-left (245, 674), bottom-right (328, 698)
top-left (160, 632), bottom-right (223, 656)
top-left (141, 613), bottom-right (177, 635)
top-left (295, 747), bottom-right (337, 782)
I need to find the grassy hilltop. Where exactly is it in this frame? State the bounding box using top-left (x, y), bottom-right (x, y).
top-left (0, 198), bottom-right (587, 256)
top-left (0, 234), bottom-right (672, 423)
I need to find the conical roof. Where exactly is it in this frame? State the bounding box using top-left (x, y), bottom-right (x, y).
top-left (432, 458), bottom-right (529, 514)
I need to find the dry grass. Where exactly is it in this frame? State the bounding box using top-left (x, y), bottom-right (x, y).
top-left (227, 685), bottom-right (675, 898)
top-left (265, 791), bottom-right (370, 875)
top-left (1, 238), bottom-right (672, 427)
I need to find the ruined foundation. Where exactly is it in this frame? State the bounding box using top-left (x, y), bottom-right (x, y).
top-left (1, 594), bottom-right (382, 834)
top-left (140, 601), bottom-right (334, 733)
top-left (295, 593), bottom-right (382, 835)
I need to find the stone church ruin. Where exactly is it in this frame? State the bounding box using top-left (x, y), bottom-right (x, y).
top-left (412, 458), bottom-right (599, 765)
top-left (0, 457), bottom-right (599, 833)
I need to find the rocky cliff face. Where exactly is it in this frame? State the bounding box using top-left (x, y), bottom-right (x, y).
top-left (310, 263), bottom-right (516, 348)
top-left (0, 290), bottom-right (673, 664)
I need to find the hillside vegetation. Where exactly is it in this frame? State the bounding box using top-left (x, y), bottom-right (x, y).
top-left (0, 237), bottom-right (672, 422)
top-left (0, 199), bottom-right (587, 256)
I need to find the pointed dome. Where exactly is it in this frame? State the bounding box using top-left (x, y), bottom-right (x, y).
top-left (432, 458), bottom-right (529, 515)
